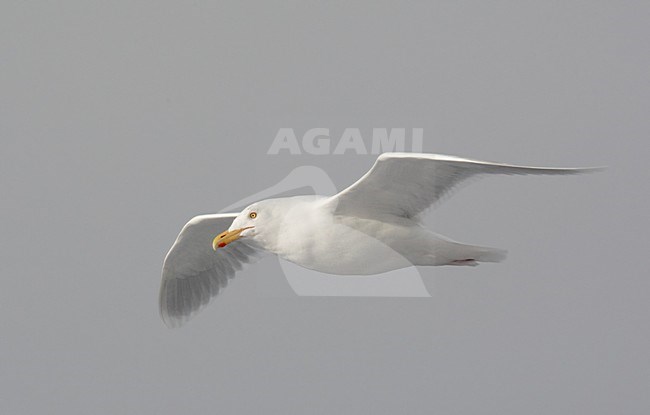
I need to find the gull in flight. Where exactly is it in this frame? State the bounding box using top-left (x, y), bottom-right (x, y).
top-left (159, 152), bottom-right (601, 327)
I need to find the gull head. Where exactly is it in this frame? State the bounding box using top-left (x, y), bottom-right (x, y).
top-left (212, 200), bottom-right (281, 251)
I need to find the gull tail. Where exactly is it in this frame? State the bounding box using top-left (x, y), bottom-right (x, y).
top-left (446, 244), bottom-right (508, 266)
top-left (414, 235), bottom-right (508, 267)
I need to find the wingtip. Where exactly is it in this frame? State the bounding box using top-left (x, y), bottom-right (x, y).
top-left (160, 311), bottom-right (186, 329)
top-left (575, 166), bottom-right (607, 174)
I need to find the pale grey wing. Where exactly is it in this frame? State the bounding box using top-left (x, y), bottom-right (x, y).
top-left (159, 213), bottom-right (259, 328)
top-left (327, 152), bottom-right (603, 220)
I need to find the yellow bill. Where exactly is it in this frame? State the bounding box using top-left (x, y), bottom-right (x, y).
top-left (212, 226), bottom-right (254, 250)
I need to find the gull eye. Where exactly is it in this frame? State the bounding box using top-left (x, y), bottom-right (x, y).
top-left (249, 212), bottom-right (257, 219)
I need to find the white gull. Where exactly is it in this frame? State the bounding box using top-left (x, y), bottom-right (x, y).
top-left (159, 152), bottom-right (601, 327)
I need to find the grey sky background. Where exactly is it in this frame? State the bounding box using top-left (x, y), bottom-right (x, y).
top-left (1, 1), bottom-right (648, 414)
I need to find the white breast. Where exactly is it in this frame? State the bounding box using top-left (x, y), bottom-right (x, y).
top-left (272, 199), bottom-right (413, 275)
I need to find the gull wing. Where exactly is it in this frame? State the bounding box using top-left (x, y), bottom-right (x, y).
top-left (327, 152), bottom-right (602, 220)
top-left (159, 213), bottom-right (259, 328)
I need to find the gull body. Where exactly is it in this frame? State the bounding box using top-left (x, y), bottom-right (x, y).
top-left (160, 152), bottom-right (602, 327)
top-left (229, 195), bottom-right (502, 275)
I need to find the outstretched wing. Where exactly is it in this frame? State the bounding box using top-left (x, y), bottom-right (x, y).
top-left (327, 152), bottom-right (602, 220)
top-left (159, 213), bottom-right (259, 328)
